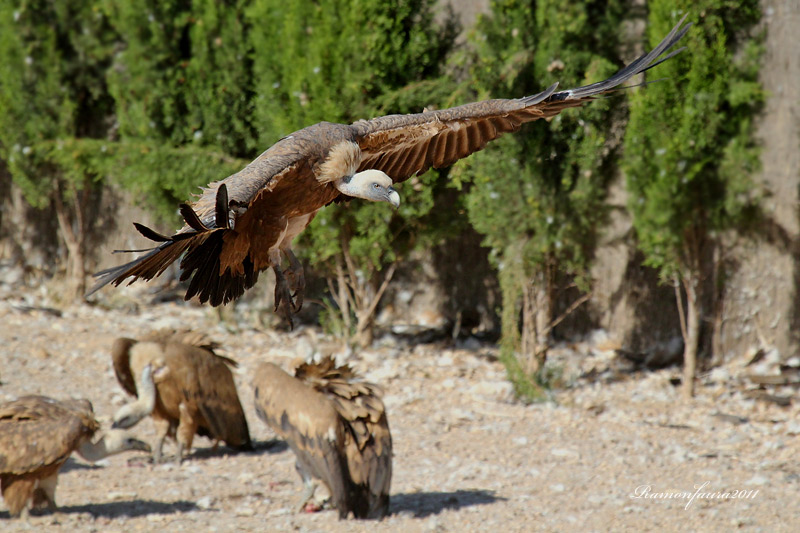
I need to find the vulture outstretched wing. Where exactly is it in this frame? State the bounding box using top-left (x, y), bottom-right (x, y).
top-left (87, 15), bottom-right (690, 315)
top-left (352, 15), bottom-right (690, 182)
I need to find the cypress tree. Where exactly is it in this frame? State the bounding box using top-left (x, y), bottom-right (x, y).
top-left (102, 0), bottom-right (251, 221)
top-left (623, 1), bottom-right (763, 398)
top-left (456, 0), bottom-right (625, 398)
top-left (0, 0), bottom-right (118, 298)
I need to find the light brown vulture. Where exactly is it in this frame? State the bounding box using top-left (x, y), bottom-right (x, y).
top-left (0, 395), bottom-right (150, 518)
top-left (253, 356), bottom-right (392, 519)
top-left (110, 329), bottom-right (252, 463)
top-left (87, 17), bottom-right (690, 325)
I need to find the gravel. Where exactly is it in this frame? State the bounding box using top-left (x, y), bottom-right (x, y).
top-left (0, 289), bottom-right (798, 531)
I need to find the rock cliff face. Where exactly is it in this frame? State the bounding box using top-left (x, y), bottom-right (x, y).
top-left (714, 0), bottom-right (800, 360)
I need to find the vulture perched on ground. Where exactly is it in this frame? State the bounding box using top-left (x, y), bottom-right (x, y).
top-left (0, 395), bottom-right (150, 518)
top-left (111, 329), bottom-right (252, 463)
top-left (87, 17), bottom-right (691, 325)
top-left (253, 356), bottom-right (392, 519)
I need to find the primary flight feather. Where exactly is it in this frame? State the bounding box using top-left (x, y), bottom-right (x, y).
top-left (88, 16), bottom-right (691, 324)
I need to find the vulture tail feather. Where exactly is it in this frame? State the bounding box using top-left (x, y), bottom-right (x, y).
top-left (87, 192), bottom-right (260, 304)
top-left (179, 204), bottom-right (208, 232)
top-left (215, 184), bottom-right (230, 230)
top-left (134, 222), bottom-right (172, 242)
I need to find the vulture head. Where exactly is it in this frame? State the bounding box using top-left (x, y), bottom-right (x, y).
top-left (336, 169), bottom-right (400, 208)
top-left (78, 428), bottom-right (152, 460)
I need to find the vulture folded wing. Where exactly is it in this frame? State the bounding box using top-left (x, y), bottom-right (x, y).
top-left (188, 350), bottom-right (251, 448)
top-left (0, 396), bottom-right (96, 475)
top-left (352, 14), bottom-right (691, 183)
top-left (252, 363), bottom-right (351, 511)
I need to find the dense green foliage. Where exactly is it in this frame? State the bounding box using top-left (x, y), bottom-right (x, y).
top-left (0, 0), bottom-right (116, 207)
top-left (624, 1), bottom-right (762, 278)
top-left (103, 0), bottom-right (252, 219)
top-left (455, 0), bottom-right (625, 397)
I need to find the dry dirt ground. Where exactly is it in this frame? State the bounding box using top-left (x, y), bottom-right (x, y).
top-left (1, 283), bottom-right (798, 532)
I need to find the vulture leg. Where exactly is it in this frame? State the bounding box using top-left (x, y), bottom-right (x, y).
top-left (282, 247), bottom-right (305, 313)
top-left (152, 418), bottom-right (172, 464)
top-left (176, 403), bottom-right (198, 464)
top-left (3, 476), bottom-right (36, 518)
top-left (273, 266), bottom-right (296, 329)
top-left (296, 464), bottom-right (321, 513)
top-left (31, 474), bottom-right (57, 512)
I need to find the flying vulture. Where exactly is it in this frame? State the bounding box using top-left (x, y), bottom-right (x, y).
top-left (0, 395), bottom-right (150, 518)
top-left (253, 356), bottom-right (392, 519)
top-left (88, 17), bottom-right (691, 324)
top-left (110, 329), bottom-right (252, 463)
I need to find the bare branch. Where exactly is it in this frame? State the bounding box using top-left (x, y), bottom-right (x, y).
top-left (542, 291), bottom-right (593, 337)
top-left (355, 263), bottom-right (397, 334)
top-left (673, 275), bottom-right (688, 343)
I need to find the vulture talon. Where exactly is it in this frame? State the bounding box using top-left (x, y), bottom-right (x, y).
top-left (283, 269), bottom-right (304, 313)
top-left (282, 249), bottom-right (305, 313)
top-left (273, 267), bottom-right (297, 328)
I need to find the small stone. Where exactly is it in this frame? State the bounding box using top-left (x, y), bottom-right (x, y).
top-left (196, 496), bottom-right (214, 510)
top-left (784, 421), bottom-right (800, 436)
top-left (746, 474), bottom-right (769, 486)
top-left (550, 448), bottom-right (578, 458)
top-left (107, 491), bottom-right (136, 501)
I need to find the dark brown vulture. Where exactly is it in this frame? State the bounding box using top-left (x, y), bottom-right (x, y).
top-left (87, 17), bottom-right (690, 324)
top-left (253, 356), bottom-right (392, 519)
top-left (0, 395), bottom-right (150, 518)
top-left (110, 329), bottom-right (252, 463)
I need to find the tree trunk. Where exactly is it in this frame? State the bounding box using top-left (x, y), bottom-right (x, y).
top-left (521, 274), bottom-right (552, 376)
top-left (53, 188), bottom-right (87, 301)
top-left (682, 277), bottom-right (701, 399)
top-left (334, 256), bottom-right (352, 335)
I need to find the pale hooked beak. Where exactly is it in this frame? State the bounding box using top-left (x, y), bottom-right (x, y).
top-left (387, 188), bottom-right (400, 209)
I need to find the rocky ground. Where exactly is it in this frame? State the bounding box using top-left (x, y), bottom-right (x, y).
top-left (1, 281), bottom-right (799, 532)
